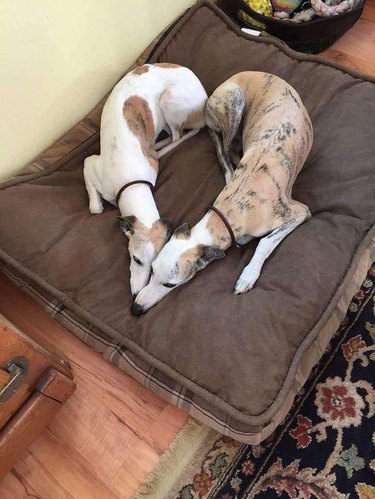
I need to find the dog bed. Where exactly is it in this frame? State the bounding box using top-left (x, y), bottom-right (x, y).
top-left (1, 0), bottom-right (375, 444)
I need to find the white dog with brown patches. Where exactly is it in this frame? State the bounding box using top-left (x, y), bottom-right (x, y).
top-left (132, 71), bottom-right (313, 314)
top-left (83, 63), bottom-right (207, 296)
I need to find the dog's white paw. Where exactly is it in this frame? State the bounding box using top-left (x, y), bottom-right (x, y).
top-left (89, 203), bottom-right (103, 215)
top-left (234, 271), bottom-right (259, 295)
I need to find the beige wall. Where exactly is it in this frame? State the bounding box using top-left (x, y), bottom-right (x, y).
top-left (0, 0), bottom-right (193, 180)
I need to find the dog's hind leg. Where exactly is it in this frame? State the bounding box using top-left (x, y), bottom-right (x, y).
top-left (83, 155), bottom-right (103, 214)
top-left (157, 85), bottom-right (205, 158)
top-left (234, 204), bottom-right (311, 294)
top-left (205, 84), bottom-right (245, 184)
top-left (154, 136), bottom-right (172, 151)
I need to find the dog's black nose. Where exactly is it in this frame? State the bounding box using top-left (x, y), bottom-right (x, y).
top-left (131, 302), bottom-right (145, 316)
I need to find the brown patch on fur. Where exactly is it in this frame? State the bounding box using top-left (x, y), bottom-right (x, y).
top-left (132, 65), bottom-right (150, 75)
top-left (180, 245), bottom-right (202, 262)
top-left (150, 220), bottom-right (171, 253)
top-left (123, 96), bottom-right (158, 172)
top-left (129, 218), bottom-right (148, 237)
top-left (123, 96), bottom-right (154, 143)
top-left (178, 245), bottom-right (203, 276)
top-left (129, 218), bottom-right (170, 253)
top-left (183, 108), bottom-right (205, 130)
top-left (154, 62), bottom-right (181, 69)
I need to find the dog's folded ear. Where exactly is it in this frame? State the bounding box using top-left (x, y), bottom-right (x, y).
top-left (159, 218), bottom-right (174, 239)
top-left (119, 215), bottom-right (137, 236)
top-left (196, 245), bottom-right (225, 271)
top-left (174, 222), bottom-right (191, 239)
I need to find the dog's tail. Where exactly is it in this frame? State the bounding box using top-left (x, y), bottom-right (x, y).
top-left (156, 128), bottom-right (200, 159)
top-left (207, 128), bottom-right (235, 182)
top-left (205, 83), bottom-right (245, 182)
top-left (205, 83), bottom-right (245, 151)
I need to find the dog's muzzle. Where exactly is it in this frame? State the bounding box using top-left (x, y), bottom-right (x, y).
top-left (131, 302), bottom-right (145, 316)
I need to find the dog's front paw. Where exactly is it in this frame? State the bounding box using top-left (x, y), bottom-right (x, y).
top-left (89, 203), bottom-right (104, 215)
top-left (234, 271), bottom-right (259, 295)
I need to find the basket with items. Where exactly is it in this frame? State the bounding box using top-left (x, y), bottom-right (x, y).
top-left (220, 0), bottom-right (365, 53)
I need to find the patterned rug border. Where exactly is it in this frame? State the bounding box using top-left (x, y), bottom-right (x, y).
top-left (243, 280), bottom-right (375, 497)
top-left (134, 418), bottom-right (209, 499)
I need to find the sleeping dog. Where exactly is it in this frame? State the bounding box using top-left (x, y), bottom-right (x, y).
top-left (83, 63), bottom-right (207, 296)
top-left (132, 71), bottom-right (313, 314)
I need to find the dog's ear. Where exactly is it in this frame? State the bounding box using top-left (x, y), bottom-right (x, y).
top-left (119, 215), bottom-right (137, 237)
top-left (196, 245), bottom-right (225, 271)
top-left (174, 222), bottom-right (191, 239)
top-left (159, 218), bottom-right (174, 240)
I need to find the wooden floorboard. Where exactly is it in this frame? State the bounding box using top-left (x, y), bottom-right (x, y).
top-left (1, 4), bottom-right (375, 495)
top-left (322, 1), bottom-right (375, 73)
top-left (0, 275), bottom-right (188, 498)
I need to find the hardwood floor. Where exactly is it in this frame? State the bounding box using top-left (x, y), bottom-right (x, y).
top-left (1, 4), bottom-right (375, 496)
top-left (322, 0), bottom-right (375, 73)
top-left (0, 275), bottom-right (188, 498)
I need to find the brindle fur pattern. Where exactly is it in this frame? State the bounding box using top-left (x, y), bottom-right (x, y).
top-left (121, 216), bottom-right (172, 254)
top-left (205, 71), bottom-right (313, 241)
top-left (177, 245), bottom-right (204, 280)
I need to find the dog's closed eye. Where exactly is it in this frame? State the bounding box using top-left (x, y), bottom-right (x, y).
top-left (162, 282), bottom-right (177, 288)
top-left (133, 256), bottom-right (143, 266)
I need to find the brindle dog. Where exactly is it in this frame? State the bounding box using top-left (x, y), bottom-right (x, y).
top-left (132, 72), bottom-right (313, 314)
top-left (205, 71), bottom-right (313, 292)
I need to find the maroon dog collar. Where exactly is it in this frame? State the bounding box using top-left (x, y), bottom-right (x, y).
top-left (116, 180), bottom-right (154, 205)
top-left (207, 205), bottom-right (240, 248)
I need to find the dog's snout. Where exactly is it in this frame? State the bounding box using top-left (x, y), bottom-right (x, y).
top-left (131, 302), bottom-right (145, 316)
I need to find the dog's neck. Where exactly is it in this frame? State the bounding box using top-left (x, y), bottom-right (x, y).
top-left (118, 185), bottom-right (159, 227)
top-left (192, 212), bottom-right (232, 250)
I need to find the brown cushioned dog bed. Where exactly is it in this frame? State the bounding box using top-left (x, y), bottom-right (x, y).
top-left (1, 0), bottom-right (375, 444)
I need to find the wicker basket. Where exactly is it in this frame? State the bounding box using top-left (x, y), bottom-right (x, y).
top-left (220, 0), bottom-right (365, 53)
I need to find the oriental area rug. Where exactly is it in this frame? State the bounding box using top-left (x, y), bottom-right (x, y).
top-left (136, 263), bottom-right (375, 499)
